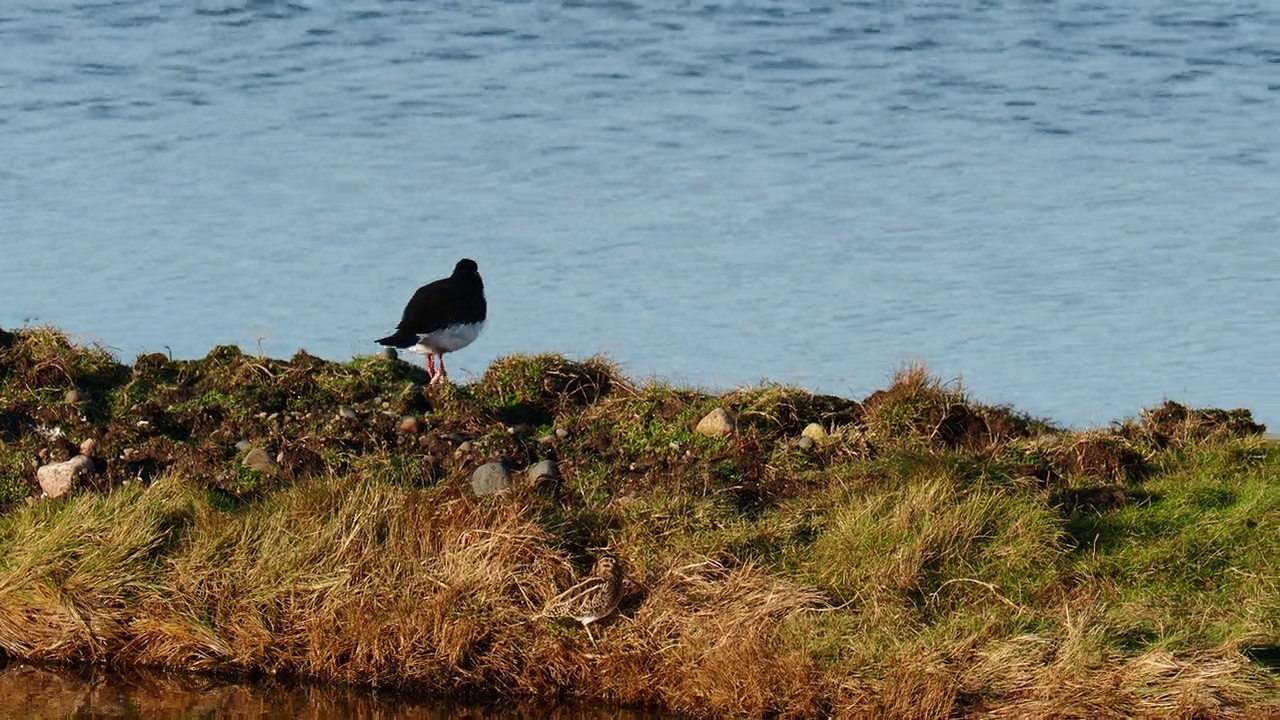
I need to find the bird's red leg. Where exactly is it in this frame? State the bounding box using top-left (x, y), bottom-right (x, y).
top-left (438, 355), bottom-right (448, 383)
top-left (425, 353), bottom-right (436, 379)
top-left (430, 354), bottom-right (447, 384)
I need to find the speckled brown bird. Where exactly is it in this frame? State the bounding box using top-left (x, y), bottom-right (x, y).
top-left (540, 555), bottom-right (624, 646)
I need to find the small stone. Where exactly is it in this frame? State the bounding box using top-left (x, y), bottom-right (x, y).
top-left (243, 447), bottom-right (279, 475)
top-left (338, 406), bottom-right (358, 420)
top-left (136, 420), bottom-right (152, 430)
top-left (382, 347), bottom-right (399, 360)
top-left (456, 441), bottom-right (473, 454)
top-left (64, 389), bottom-right (90, 406)
top-left (797, 436), bottom-right (815, 451)
top-left (417, 435), bottom-right (430, 448)
top-left (801, 423), bottom-right (828, 443)
top-left (79, 438), bottom-right (98, 458)
top-left (235, 440), bottom-right (253, 453)
top-left (37, 455), bottom-right (94, 499)
top-left (528, 459), bottom-right (558, 484)
top-left (668, 441), bottom-right (681, 451)
top-left (555, 428), bottom-right (569, 439)
top-left (695, 407), bottom-right (738, 437)
top-left (471, 462), bottom-right (512, 496)
top-left (397, 416), bottom-right (419, 434)
top-left (537, 434), bottom-right (556, 445)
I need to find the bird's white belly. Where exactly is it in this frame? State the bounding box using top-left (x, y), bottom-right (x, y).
top-left (409, 321), bottom-right (484, 355)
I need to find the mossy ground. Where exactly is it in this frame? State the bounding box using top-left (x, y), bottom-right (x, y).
top-left (0, 325), bottom-right (1276, 717)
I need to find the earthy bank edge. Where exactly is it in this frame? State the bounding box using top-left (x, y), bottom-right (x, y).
top-left (0, 325), bottom-right (1276, 718)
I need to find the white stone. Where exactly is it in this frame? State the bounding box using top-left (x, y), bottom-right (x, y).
top-left (801, 423), bottom-right (828, 443)
top-left (37, 455), bottom-right (94, 499)
top-left (695, 407), bottom-right (738, 437)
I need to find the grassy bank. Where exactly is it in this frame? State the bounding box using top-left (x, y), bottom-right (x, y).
top-left (0, 325), bottom-right (1276, 717)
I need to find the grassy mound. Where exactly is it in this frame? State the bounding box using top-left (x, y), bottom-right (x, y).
top-left (0, 326), bottom-right (1276, 717)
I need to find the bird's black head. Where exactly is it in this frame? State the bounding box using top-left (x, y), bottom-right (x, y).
top-left (454, 259), bottom-right (480, 277)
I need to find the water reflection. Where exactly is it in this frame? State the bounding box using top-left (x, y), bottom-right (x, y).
top-left (0, 662), bottom-right (676, 719)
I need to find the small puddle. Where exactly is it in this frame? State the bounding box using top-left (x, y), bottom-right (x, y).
top-left (1, 661), bottom-right (676, 719)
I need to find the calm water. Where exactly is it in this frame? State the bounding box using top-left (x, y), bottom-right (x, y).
top-left (1, 0), bottom-right (1277, 428)
top-left (0, 662), bottom-right (675, 719)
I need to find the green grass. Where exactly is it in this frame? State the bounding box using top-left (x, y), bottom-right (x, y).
top-left (0, 324), bottom-right (1276, 717)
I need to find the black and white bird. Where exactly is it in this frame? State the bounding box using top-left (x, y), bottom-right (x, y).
top-left (377, 258), bottom-right (487, 384)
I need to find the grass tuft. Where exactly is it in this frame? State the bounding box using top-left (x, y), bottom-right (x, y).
top-left (0, 325), bottom-right (1275, 716)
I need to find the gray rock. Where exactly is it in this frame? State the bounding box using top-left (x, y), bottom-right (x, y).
top-left (64, 389), bottom-right (90, 406)
top-left (471, 462), bottom-right (512, 496)
top-left (235, 440), bottom-right (253, 453)
top-left (555, 427), bottom-right (570, 439)
top-left (243, 447), bottom-right (279, 475)
top-left (801, 423), bottom-right (828, 443)
top-left (338, 406), bottom-right (358, 420)
top-left (37, 455), bottom-right (94, 499)
top-left (528, 459), bottom-right (558, 484)
top-left (797, 436), bottom-right (815, 451)
top-left (695, 407), bottom-right (738, 437)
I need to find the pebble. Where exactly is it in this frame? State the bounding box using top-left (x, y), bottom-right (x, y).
top-left (797, 436), bottom-right (815, 451)
top-left (695, 407), bottom-right (738, 437)
top-left (79, 438), bottom-right (98, 458)
top-left (397, 416), bottom-right (419, 434)
top-left (338, 406), bottom-right (358, 420)
top-left (37, 455), bottom-right (94, 499)
top-left (528, 459), bottom-right (558, 484)
top-left (456, 441), bottom-right (473, 454)
top-left (555, 428), bottom-right (569, 439)
top-left (801, 423), bottom-right (828, 443)
top-left (537, 434), bottom-right (556, 445)
top-left (243, 447), bottom-right (280, 475)
top-left (471, 462), bottom-right (512, 496)
top-left (64, 389), bottom-right (90, 406)
top-left (235, 440), bottom-right (254, 453)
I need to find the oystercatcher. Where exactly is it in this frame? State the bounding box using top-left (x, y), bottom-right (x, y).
top-left (377, 258), bottom-right (486, 384)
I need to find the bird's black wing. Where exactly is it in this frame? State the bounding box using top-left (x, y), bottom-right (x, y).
top-left (397, 276), bottom-right (486, 334)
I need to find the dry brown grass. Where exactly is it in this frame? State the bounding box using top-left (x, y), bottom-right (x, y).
top-left (0, 475), bottom-right (838, 716)
top-left (1, 327), bottom-right (1276, 716)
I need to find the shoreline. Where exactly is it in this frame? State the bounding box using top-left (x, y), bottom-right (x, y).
top-left (0, 325), bottom-right (1276, 716)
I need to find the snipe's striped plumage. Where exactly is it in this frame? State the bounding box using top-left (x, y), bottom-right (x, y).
top-left (540, 555), bottom-right (624, 646)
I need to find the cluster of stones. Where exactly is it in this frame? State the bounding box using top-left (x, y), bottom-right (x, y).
top-left (694, 406), bottom-right (829, 450)
top-left (469, 458), bottom-right (560, 496)
top-left (30, 397), bottom-right (829, 502)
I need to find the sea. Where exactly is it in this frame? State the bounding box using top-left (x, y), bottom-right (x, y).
top-left (2, 0), bottom-right (1277, 429)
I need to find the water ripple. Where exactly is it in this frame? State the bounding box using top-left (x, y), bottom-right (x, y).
top-left (1, 0), bottom-right (1277, 428)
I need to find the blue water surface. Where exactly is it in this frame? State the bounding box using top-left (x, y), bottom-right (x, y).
top-left (2, 0), bottom-right (1277, 428)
